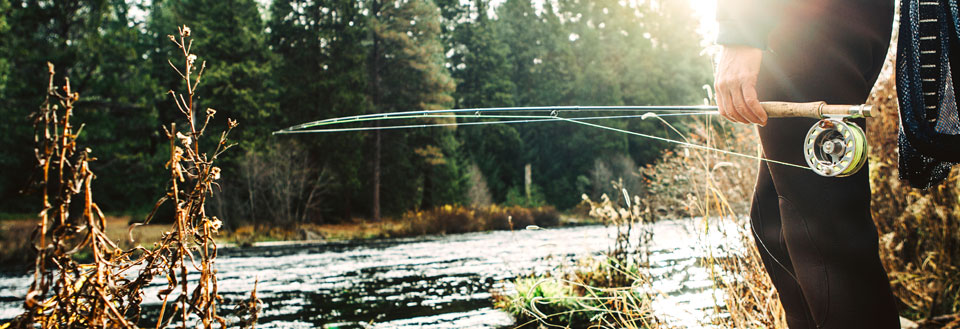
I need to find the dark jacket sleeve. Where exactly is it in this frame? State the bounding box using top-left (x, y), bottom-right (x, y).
top-left (716, 0), bottom-right (789, 49)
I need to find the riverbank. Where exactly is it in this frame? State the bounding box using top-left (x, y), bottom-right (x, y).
top-left (0, 216), bottom-right (171, 269)
top-left (225, 205), bottom-right (569, 247)
top-left (0, 205), bottom-right (577, 266)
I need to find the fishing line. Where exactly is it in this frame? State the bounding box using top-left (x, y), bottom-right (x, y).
top-left (275, 110), bottom-right (811, 172)
top-left (283, 105), bottom-right (720, 131)
top-left (279, 111), bottom-right (716, 132)
top-left (554, 117), bottom-right (811, 171)
top-left (275, 112), bottom-right (715, 134)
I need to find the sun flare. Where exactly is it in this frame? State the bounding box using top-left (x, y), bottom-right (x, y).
top-left (688, 0), bottom-right (719, 46)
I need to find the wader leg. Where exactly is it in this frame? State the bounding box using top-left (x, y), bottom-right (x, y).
top-left (748, 1), bottom-right (898, 327)
top-left (750, 162), bottom-right (817, 329)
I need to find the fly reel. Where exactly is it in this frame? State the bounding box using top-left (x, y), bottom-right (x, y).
top-left (761, 102), bottom-right (871, 177)
top-left (802, 118), bottom-right (868, 177)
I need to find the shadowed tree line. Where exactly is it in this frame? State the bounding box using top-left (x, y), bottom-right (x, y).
top-left (0, 0), bottom-right (711, 226)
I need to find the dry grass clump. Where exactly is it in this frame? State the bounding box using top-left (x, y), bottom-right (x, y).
top-left (395, 204), bottom-right (559, 235)
top-left (637, 120), bottom-right (756, 221)
top-left (0, 216), bottom-right (169, 267)
top-left (492, 260), bottom-right (659, 329)
top-left (221, 205), bottom-right (560, 246)
top-left (494, 177), bottom-right (661, 328)
top-left (867, 55), bottom-right (960, 325)
top-left (5, 26), bottom-right (260, 329)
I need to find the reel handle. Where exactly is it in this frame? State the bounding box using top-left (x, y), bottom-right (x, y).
top-left (761, 101), bottom-right (872, 119)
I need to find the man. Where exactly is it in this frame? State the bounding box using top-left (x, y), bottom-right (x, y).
top-left (714, 0), bottom-right (899, 328)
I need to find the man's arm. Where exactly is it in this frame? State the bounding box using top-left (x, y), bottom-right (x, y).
top-left (714, 0), bottom-right (789, 125)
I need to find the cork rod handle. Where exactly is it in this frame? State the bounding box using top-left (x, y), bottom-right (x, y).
top-left (760, 101), bottom-right (872, 119)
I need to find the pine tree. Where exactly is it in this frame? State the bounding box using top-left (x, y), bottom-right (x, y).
top-left (370, 0), bottom-right (458, 216)
top-left (450, 0), bottom-right (524, 203)
top-left (0, 0), bottom-right (159, 211)
top-left (268, 0), bottom-right (369, 220)
top-left (159, 0), bottom-right (278, 141)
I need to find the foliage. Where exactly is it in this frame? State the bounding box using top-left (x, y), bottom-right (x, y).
top-left (503, 184), bottom-right (548, 208)
top-left (0, 0), bottom-right (161, 213)
top-left (465, 162), bottom-right (494, 207)
top-left (493, 258), bottom-right (659, 328)
top-left (211, 140), bottom-right (331, 229)
top-left (7, 29), bottom-right (259, 329)
top-left (496, 277), bottom-right (596, 327)
top-left (867, 53), bottom-right (960, 325)
top-left (0, 0), bottom-right (714, 226)
top-left (395, 204), bottom-right (559, 235)
top-left (160, 0), bottom-right (278, 140)
top-left (369, 0), bottom-right (462, 218)
top-left (0, 219), bottom-right (36, 269)
top-left (267, 0), bottom-right (370, 220)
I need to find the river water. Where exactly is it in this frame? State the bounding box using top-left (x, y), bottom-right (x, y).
top-left (0, 218), bottom-right (743, 328)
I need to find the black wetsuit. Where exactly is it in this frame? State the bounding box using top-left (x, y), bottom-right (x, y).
top-left (717, 1), bottom-right (899, 328)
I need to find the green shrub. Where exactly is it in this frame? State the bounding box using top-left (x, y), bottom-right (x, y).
top-left (496, 277), bottom-right (596, 327)
top-left (494, 257), bottom-right (657, 329)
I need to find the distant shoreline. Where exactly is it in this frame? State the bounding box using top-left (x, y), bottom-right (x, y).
top-left (0, 209), bottom-right (595, 270)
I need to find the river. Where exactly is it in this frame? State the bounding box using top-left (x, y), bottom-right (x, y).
top-left (0, 218), bottom-right (743, 328)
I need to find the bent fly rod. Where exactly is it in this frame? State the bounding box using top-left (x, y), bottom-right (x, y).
top-left (274, 101), bottom-right (872, 178)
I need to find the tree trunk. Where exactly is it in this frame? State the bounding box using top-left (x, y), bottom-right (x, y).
top-left (371, 0), bottom-right (382, 221)
top-left (421, 165), bottom-right (432, 210)
top-left (373, 129), bottom-right (381, 221)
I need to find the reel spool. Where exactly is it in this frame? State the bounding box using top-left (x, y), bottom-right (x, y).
top-left (802, 118), bottom-right (867, 177)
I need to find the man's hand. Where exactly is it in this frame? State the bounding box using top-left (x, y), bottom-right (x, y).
top-left (715, 46), bottom-right (767, 125)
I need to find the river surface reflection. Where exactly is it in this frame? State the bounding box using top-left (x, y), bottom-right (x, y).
top-left (0, 218), bottom-right (742, 328)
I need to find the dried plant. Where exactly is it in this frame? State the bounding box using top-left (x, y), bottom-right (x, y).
top-left (867, 46), bottom-right (960, 325)
top-left (7, 26), bottom-right (259, 329)
top-left (495, 165), bottom-right (659, 328)
top-left (7, 62), bottom-right (138, 328)
top-left (581, 179), bottom-right (653, 286)
top-left (638, 116), bottom-right (786, 328)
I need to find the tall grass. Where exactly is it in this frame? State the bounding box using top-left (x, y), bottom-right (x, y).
top-left (493, 109), bottom-right (786, 328)
top-left (635, 115), bottom-right (787, 328)
top-left (867, 51), bottom-right (960, 326)
top-left (492, 177), bottom-right (661, 328)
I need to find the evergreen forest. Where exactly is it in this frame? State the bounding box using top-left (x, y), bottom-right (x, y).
top-left (0, 0), bottom-right (713, 225)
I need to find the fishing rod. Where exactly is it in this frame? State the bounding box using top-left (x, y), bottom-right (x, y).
top-left (275, 101), bottom-right (872, 178)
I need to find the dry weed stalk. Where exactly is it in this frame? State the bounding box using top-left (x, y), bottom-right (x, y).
top-left (7, 26), bottom-right (259, 329)
top-left (143, 24), bottom-right (238, 329)
top-left (868, 50), bottom-right (960, 325)
top-left (581, 181), bottom-right (653, 285)
top-left (8, 62), bottom-right (136, 328)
